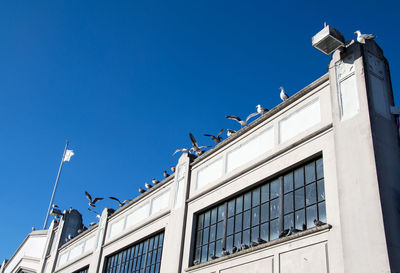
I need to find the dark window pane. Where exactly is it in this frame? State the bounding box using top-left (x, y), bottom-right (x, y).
top-left (317, 179), bottom-right (325, 201)
top-left (234, 233), bottom-right (242, 247)
top-left (252, 206), bottom-right (260, 226)
top-left (306, 205), bottom-right (317, 228)
top-left (155, 264), bottom-right (160, 273)
top-left (194, 249), bottom-right (201, 265)
top-left (270, 179), bottom-right (280, 198)
top-left (251, 226), bottom-right (259, 242)
top-left (215, 239), bottom-right (223, 257)
top-left (228, 200), bottom-right (235, 217)
top-left (261, 202), bottom-right (269, 223)
top-left (270, 199), bottom-right (280, 219)
top-left (227, 217), bottom-right (234, 235)
top-left (294, 167), bottom-right (304, 189)
top-left (236, 196), bottom-right (243, 213)
top-left (195, 230), bottom-right (202, 246)
top-left (243, 229), bottom-right (250, 245)
top-left (203, 227), bottom-right (209, 244)
top-left (243, 210), bottom-right (251, 229)
top-left (159, 233), bottom-right (164, 246)
top-left (210, 224), bottom-right (216, 242)
top-left (152, 249), bottom-right (157, 264)
top-left (201, 245), bottom-right (208, 263)
top-left (252, 188), bottom-right (260, 206)
top-left (261, 184), bottom-right (269, 203)
top-left (235, 213), bottom-right (242, 233)
top-left (197, 214), bottom-right (204, 230)
top-left (218, 204), bottom-right (225, 221)
top-left (305, 162), bottom-right (316, 184)
top-left (284, 192), bottom-right (293, 214)
top-left (284, 213), bottom-right (294, 230)
top-left (208, 242), bottom-right (215, 257)
top-left (153, 237), bottom-right (159, 250)
top-left (260, 223), bottom-right (269, 241)
top-left (318, 201), bottom-right (327, 223)
top-left (270, 219), bottom-right (279, 240)
top-left (284, 173), bottom-right (293, 193)
top-left (244, 192), bottom-right (252, 210)
top-left (295, 209), bottom-right (305, 231)
top-left (295, 188), bottom-right (305, 210)
top-left (211, 208), bottom-right (218, 224)
top-left (316, 158), bottom-right (324, 180)
top-left (226, 235), bottom-right (233, 252)
top-left (306, 183), bottom-right (317, 206)
top-left (217, 222), bottom-right (224, 239)
top-left (204, 211), bottom-right (211, 227)
top-left (148, 238), bottom-right (154, 250)
top-left (156, 249), bottom-right (162, 262)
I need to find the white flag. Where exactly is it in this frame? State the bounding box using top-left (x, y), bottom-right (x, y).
top-left (63, 149), bottom-right (74, 162)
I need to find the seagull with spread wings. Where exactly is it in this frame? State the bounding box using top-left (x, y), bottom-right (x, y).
top-left (204, 128), bottom-right (224, 144)
top-left (354, 30), bottom-right (376, 44)
top-left (85, 191), bottom-right (103, 207)
top-left (189, 133), bottom-right (211, 155)
top-left (172, 148), bottom-right (190, 157)
top-left (109, 197), bottom-right (131, 207)
top-left (225, 112), bottom-right (258, 127)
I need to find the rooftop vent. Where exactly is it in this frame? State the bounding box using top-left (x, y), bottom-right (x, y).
top-left (312, 24), bottom-right (345, 55)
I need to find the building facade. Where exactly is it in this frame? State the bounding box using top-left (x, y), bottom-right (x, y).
top-left (1, 37), bottom-right (399, 273)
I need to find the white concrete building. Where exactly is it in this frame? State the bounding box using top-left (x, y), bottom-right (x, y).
top-left (2, 29), bottom-right (399, 273)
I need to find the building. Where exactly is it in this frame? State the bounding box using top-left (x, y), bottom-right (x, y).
top-left (1, 27), bottom-right (400, 273)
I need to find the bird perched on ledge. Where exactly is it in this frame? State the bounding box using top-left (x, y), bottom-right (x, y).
top-left (354, 30), bottom-right (376, 44)
top-left (163, 171), bottom-right (169, 178)
top-left (226, 129), bottom-right (236, 137)
top-left (138, 187), bottom-right (146, 194)
top-left (204, 128), bottom-right (224, 144)
top-left (256, 104), bottom-right (269, 115)
top-left (279, 87), bottom-right (289, 101)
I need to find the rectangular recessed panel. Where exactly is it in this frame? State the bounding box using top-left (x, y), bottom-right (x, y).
top-left (109, 217), bottom-right (125, 238)
top-left (151, 190), bottom-right (170, 215)
top-left (279, 99), bottom-right (321, 143)
top-left (84, 236), bottom-right (95, 253)
top-left (220, 257), bottom-right (273, 273)
top-left (69, 243), bottom-right (84, 261)
top-left (280, 243), bottom-right (328, 273)
top-left (226, 127), bottom-right (274, 173)
top-left (126, 203), bottom-right (150, 228)
top-left (196, 158), bottom-right (223, 189)
top-left (339, 75), bottom-right (359, 120)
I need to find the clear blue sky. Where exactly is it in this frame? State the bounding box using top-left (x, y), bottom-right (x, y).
top-left (0, 0), bottom-right (398, 260)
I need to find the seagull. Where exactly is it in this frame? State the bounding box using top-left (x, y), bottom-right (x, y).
top-left (163, 171), bottom-right (169, 178)
top-left (152, 178), bottom-right (160, 185)
top-left (287, 227), bottom-right (301, 236)
top-left (257, 237), bottom-right (267, 244)
top-left (172, 148), bottom-right (190, 157)
top-left (225, 112), bottom-right (258, 127)
top-left (193, 260), bottom-right (200, 265)
top-left (221, 248), bottom-right (230, 256)
top-left (109, 197), bottom-right (131, 207)
top-left (279, 229), bottom-right (289, 238)
top-left (256, 104), bottom-right (269, 115)
top-left (204, 128), bottom-right (224, 144)
top-left (240, 244), bottom-right (249, 250)
top-left (209, 254), bottom-right (218, 260)
top-left (52, 204), bottom-right (59, 209)
top-left (145, 182), bottom-right (153, 189)
top-left (314, 219), bottom-right (325, 227)
top-left (85, 191), bottom-right (103, 207)
top-left (354, 30), bottom-right (376, 44)
top-left (171, 166), bottom-right (176, 173)
top-left (250, 241), bottom-right (259, 247)
top-left (189, 133), bottom-right (212, 156)
top-left (232, 246), bottom-right (238, 253)
top-left (138, 187), bottom-right (146, 194)
top-left (226, 129), bottom-right (236, 137)
top-left (279, 87), bottom-right (289, 101)
top-left (89, 222), bottom-right (97, 227)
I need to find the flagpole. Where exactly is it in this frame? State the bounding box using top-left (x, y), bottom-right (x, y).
top-left (43, 140), bottom-right (69, 229)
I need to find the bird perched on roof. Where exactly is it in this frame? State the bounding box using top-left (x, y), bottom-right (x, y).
top-left (172, 148), bottom-right (190, 157)
top-left (221, 248), bottom-right (230, 256)
top-left (171, 166), bottom-right (176, 173)
top-left (109, 197), bottom-right (131, 207)
top-left (354, 30), bottom-right (376, 44)
top-left (189, 133), bottom-right (212, 156)
top-left (226, 129), bottom-right (236, 137)
top-left (279, 87), bottom-right (289, 101)
top-left (225, 112), bottom-right (258, 127)
top-left (89, 222), bottom-right (97, 227)
top-left (85, 191), bottom-right (103, 207)
top-left (204, 128), bottom-right (224, 144)
top-left (138, 187), bottom-right (146, 194)
top-left (145, 182), bottom-right (153, 189)
top-left (256, 104), bottom-right (269, 115)
top-left (163, 171), bottom-right (169, 178)
top-left (152, 178), bottom-right (160, 185)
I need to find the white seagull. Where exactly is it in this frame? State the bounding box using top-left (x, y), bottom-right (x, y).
top-left (279, 87), bottom-right (289, 101)
top-left (256, 104), bottom-right (269, 115)
top-left (354, 30), bottom-right (376, 44)
top-left (225, 112), bottom-right (258, 127)
top-left (226, 129), bottom-right (236, 137)
top-left (172, 148), bottom-right (190, 157)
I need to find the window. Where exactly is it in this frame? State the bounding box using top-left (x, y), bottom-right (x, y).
top-left (104, 232), bottom-right (164, 273)
top-left (193, 157), bottom-right (326, 265)
top-left (74, 267), bottom-right (89, 273)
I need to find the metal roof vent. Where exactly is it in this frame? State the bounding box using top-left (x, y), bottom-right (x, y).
top-left (312, 24), bottom-right (345, 55)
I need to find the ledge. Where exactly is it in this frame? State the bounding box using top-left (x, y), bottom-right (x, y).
top-left (185, 224), bottom-right (332, 272)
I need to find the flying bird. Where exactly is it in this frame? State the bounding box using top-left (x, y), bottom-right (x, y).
top-left (189, 133), bottom-right (211, 156)
top-left (226, 129), bottom-right (236, 137)
top-left (85, 191), bottom-right (103, 207)
top-left (109, 197), bottom-right (131, 207)
top-left (172, 148), bottom-right (190, 157)
top-left (138, 187), bottom-right (146, 194)
top-left (163, 171), bottom-right (169, 178)
top-left (204, 128), bottom-right (224, 144)
top-left (279, 87), bottom-right (289, 101)
top-left (256, 104), bottom-right (269, 115)
top-left (225, 112), bottom-right (258, 127)
top-left (152, 178), bottom-right (160, 185)
top-left (354, 30), bottom-right (376, 44)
